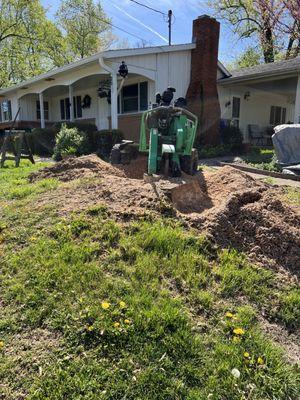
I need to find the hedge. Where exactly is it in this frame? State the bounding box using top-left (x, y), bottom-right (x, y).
top-left (92, 129), bottom-right (124, 158)
top-left (27, 127), bottom-right (58, 156)
top-left (0, 124), bottom-right (126, 158)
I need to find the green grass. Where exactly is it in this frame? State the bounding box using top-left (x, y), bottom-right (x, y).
top-left (0, 160), bottom-right (57, 201)
top-left (284, 187), bottom-right (300, 207)
top-left (0, 162), bottom-right (299, 399)
top-left (241, 147), bottom-right (280, 172)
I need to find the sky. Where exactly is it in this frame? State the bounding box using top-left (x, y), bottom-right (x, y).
top-left (41, 0), bottom-right (250, 65)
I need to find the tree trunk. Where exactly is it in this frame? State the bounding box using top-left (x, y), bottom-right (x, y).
top-left (261, 26), bottom-right (274, 63)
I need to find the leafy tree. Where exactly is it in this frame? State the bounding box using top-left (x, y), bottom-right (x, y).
top-left (278, 0), bottom-right (300, 59)
top-left (234, 46), bottom-right (262, 68)
top-left (0, 0), bottom-right (67, 87)
top-left (56, 0), bottom-right (113, 59)
top-left (210, 0), bottom-right (300, 63)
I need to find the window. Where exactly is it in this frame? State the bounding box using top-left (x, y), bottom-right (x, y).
top-left (36, 101), bottom-right (49, 120)
top-left (60, 96), bottom-right (82, 120)
top-left (119, 82), bottom-right (148, 113)
top-left (270, 106), bottom-right (286, 125)
top-left (232, 97), bottom-right (240, 119)
top-left (2, 100), bottom-right (12, 121)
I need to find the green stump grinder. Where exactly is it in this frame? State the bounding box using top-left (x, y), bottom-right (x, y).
top-left (139, 87), bottom-right (199, 178)
top-left (110, 87), bottom-right (202, 211)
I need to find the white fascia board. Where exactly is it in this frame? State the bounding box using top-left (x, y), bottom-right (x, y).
top-left (102, 43), bottom-right (196, 59)
top-left (218, 68), bottom-right (300, 86)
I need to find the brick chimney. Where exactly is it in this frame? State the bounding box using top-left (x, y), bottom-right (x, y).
top-left (186, 15), bottom-right (221, 146)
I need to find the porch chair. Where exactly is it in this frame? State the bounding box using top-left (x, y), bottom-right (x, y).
top-left (248, 124), bottom-right (264, 146)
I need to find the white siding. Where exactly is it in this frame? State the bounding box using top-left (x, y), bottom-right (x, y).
top-left (156, 51), bottom-right (191, 98)
top-left (218, 84), bottom-right (294, 142)
top-left (51, 87), bottom-right (99, 124)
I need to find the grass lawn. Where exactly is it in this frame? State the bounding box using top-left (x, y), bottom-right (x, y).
top-left (0, 161), bottom-right (299, 399)
top-left (240, 147), bottom-right (280, 172)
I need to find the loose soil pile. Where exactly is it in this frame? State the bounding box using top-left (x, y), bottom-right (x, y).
top-left (29, 154), bottom-right (148, 182)
top-left (31, 155), bottom-right (300, 275)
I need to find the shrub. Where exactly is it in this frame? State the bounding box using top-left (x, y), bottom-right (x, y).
top-left (52, 122), bottom-right (97, 153)
top-left (53, 124), bottom-right (89, 161)
top-left (92, 129), bottom-right (124, 158)
top-left (221, 125), bottom-right (243, 152)
top-left (195, 126), bottom-right (243, 158)
top-left (27, 127), bottom-right (59, 156)
top-left (198, 144), bottom-right (233, 159)
top-left (0, 130), bottom-right (5, 149)
top-left (52, 121), bottom-right (97, 135)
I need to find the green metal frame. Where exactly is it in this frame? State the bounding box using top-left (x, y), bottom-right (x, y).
top-left (139, 106), bottom-right (198, 175)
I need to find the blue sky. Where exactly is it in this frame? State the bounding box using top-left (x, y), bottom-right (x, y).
top-left (41, 0), bottom-right (249, 65)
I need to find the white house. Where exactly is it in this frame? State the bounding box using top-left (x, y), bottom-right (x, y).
top-left (0, 15), bottom-right (300, 145)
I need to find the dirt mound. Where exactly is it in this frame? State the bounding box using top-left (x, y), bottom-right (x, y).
top-left (32, 157), bottom-right (299, 274)
top-left (29, 154), bottom-right (148, 182)
top-left (186, 167), bottom-right (300, 274)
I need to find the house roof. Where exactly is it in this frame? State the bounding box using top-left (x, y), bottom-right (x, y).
top-left (219, 57), bottom-right (300, 85)
top-left (0, 42), bottom-right (230, 95)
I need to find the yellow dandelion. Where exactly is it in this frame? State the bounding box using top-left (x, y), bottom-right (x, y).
top-left (101, 301), bottom-right (110, 310)
top-left (232, 336), bottom-right (240, 343)
top-left (124, 319), bottom-right (131, 324)
top-left (119, 301), bottom-right (126, 309)
top-left (257, 357), bottom-right (264, 365)
top-left (233, 327), bottom-right (245, 336)
top-left (30, 236), bottom-right (37, 241)
top-left (87, 325), bottom-right (94, 332)
top-left (0, 341), bottom-right (4, 350)
top-left (113, 322), bottom-right (120, 329)
top-left (244, 352), bottom-right (250, 358)
top-left (225, 312), bottom-right (234, 318)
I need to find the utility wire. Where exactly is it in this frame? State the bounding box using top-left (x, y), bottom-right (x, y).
top-left (98, 16), bottom-right (149, 42)
top-left (127, 0), bottom-right (166, 16)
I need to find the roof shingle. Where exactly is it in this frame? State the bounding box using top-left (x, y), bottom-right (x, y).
top-left (222, 57), bottom-right (300, 82)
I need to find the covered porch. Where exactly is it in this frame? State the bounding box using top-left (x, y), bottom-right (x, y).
top-left (9, 74), bottom-right (154, 137)
top-left (0, 56), bottom-right (157, 141)
top-left (218, 71), bottom-right (300, 144)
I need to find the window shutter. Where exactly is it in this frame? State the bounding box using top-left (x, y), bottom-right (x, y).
top-left (60, 99), bottom-right (65, 120)
top-left (73, 97), bottom-right (76, 119)
top-left (270, 106), bottom-right (275, 125)
top-left (65, 98), bottom-right (70, 120)
top-left (36, 101), bottom-right (41, 120)
top-left (76, 96), bottom-right (82, 118)
top-left (8, 100), bottom-right (12, 120)
top-left (282, 108), bottom-right (286, 124)
top-left (139, 82), bottom-right (148, 111)
top-left (275, 106), bottom-right (281, 125)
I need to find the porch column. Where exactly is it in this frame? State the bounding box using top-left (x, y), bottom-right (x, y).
top-left (39, 92), bottom-right (45, 129)
top-left (69, 85), bottom-right (74, 122)
top-left (98, 57), bottom-right (118, 129)
top-left (294, 74), bottom-right (300, 124)
top-left (111, 72), bottom-right (118, 129)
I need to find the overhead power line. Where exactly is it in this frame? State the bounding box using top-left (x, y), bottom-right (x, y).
top-left (98, 17), bottom-right (148, 42)
top-left (127, 0), bottom-right (166, 16)
top-left (127, 0), bottom-right (173, 45)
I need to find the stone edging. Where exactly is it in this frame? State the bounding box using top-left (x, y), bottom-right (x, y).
top-left (220, 162), bottom-right (300, 182)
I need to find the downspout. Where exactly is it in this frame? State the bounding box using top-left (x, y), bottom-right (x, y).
top-left (99, 57), bottom-right (118, 130)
